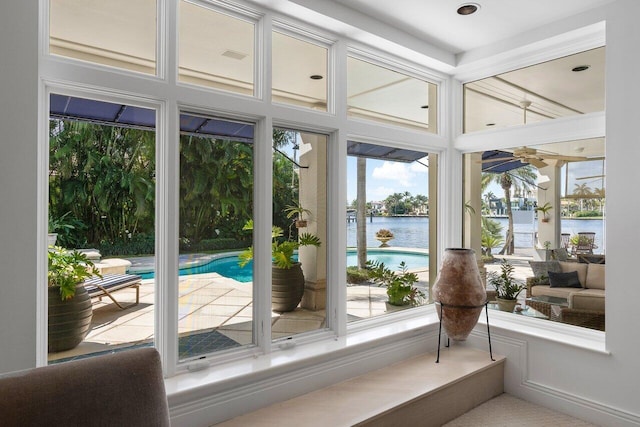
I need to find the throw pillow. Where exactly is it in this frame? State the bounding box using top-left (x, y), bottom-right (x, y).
top-left (548, 270), bottom-right (582, 288)
top-left (528, 260), bottom-right (562, 285)
top-left (552, 248), bottom-right (569, 261)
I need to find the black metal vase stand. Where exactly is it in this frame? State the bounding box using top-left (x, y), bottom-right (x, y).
top-left (435, 301), bottom-right (495, 363)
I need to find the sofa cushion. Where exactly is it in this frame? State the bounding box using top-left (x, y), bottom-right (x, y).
top-left (548, 271), bottom-right (582, 288)
top-left (530, 284), bottom-right (576, 299)
top-left (559, 261), bottom-right (588, 288)
top-left (569, 288), bottom-right (605, 311)
top-left (585, 264), bottom-right (605, 290)
top-left (528, 260), bottom-right (562, 285)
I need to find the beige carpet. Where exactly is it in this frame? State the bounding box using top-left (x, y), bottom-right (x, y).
top-left (443, 393), bottom-right (598, 426)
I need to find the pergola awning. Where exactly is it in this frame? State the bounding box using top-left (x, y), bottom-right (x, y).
top-left (50, 94), bottom-right (254, 142)
top-left (347, 141), bottom-right (427, 163)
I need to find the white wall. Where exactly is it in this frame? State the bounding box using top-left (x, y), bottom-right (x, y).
top-left (0, 2), bottom-right (39, 373)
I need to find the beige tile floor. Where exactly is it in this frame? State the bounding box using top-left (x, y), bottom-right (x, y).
top-left (48, 250), bottom-right (536, 362)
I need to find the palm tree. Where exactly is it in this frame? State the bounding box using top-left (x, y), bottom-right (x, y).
top-left (481, 166), bottom-right (536, 255)
top-left (356, 157), bottom-right (367, 269)
top-left (385, 193), bottom-right (404, 216)
top-left (593, 187), bottom-right (605, 215)
top-left (414, 194), bottom-right (428, 215)
top-left (573, 183), bottom-right (593, 212)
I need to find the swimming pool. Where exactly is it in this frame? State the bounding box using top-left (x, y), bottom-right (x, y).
top-left (137, 248), bottom-right (428, 282)
top-left (345, 249), bottom-right (428, 270)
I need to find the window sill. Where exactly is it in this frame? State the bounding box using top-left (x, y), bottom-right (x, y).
top-left (164, 307), bottom-right (441, 401)
top-left (477, 308), bottom-right (608, 354)
top-left (164, 304), bottom-right (608, 404)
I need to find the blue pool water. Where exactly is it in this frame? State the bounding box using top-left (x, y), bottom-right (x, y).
top-left (345, 249), bottom-right (428, 270)
top-left (138, 249), bottom-right (428, 282)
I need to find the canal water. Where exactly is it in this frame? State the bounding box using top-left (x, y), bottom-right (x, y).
top-left (346, 216), bottom-right (605, 251)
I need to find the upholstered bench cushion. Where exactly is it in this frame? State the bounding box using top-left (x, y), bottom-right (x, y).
top-left (0, 348), bottom-right (169, 427)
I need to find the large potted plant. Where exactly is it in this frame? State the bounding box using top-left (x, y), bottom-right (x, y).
top-left (48, 246), bottom-right (101, 352)
top-left (488, 259), bottom-right (525, 312)
top-left (239, 220), bottom-right (321, 312)
top-left (366, 260), bottom-right (425, 310)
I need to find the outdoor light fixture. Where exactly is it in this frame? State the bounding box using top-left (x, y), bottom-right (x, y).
top-left (420, 105), bottom-right (429, 109)
top-left (457, 3), bottom-right (480, 15)
top-left (310, 74), bottom-right (323, 80)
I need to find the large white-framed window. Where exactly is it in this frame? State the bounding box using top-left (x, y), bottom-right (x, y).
top-left (459, 40), bottom-right (606, 333)
top-left (39, 0), bottom-right (446, 375)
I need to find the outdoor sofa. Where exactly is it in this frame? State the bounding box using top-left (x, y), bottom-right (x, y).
top-left (527, 260), bottom-right (605, 330)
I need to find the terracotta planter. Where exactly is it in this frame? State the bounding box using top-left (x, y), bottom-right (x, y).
top-left (48, 284), bottom-right (93, 352)
top-left (376, 237), bottom-right (393, 247)
top-left (295, 219), bottom-right (308, 228)
top-left (272, 262), bottom-right (305, 312)
top-left (432, 248), bottom-right (486, 341)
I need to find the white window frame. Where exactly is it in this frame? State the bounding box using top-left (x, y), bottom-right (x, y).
top-left (38, 0), bottom-right (452, 379)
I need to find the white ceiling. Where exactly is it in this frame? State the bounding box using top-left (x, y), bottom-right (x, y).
top-left (333, 0), bottom-right (615, 54)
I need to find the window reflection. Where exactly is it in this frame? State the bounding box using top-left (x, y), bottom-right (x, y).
top-left (50, 0), bottom-right (157, 74)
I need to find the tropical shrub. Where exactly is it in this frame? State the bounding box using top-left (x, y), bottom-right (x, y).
top-left (366, 260), bottom-right (424, 306)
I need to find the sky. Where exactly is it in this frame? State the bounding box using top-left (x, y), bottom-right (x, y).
top-left (342, 152), bottom-right (604, 207)
top-left (346, 156), bottom-right (430, 205)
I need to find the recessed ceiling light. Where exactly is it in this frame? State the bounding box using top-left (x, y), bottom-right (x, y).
top-left (310, 74), bottom-right (323, 80)
top-left (420, 105), bottom-right (429, 109)
top-left (457, 3), bottom-right (480, 15)
top-left (572, 65), bottom-right (590, 72)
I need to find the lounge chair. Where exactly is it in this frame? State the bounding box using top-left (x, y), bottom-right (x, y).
top-left (573, 232), bottom-right (597, 255)
top-left (84, 273), bottom-right (142, 309)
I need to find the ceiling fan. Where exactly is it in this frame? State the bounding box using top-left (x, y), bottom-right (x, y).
top-left (480, 146), bottom-right (588, 170)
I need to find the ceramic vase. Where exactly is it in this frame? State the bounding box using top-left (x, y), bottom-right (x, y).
top-left (431, 248), bottom-right (486, 341)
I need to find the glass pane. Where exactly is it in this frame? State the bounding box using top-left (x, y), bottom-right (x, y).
top-left (178, 113), bottom-right (254, 360)
top-left (271, 129), bottom-right (327, 340)
top-left (48, 95), bottom-right (156, 363)
top-left (463, 47), bottom-right (605, 133)
top-left (272, 31), bottom-right (328, 111)
top-left (462, 139), bottom-right (605, 331)
top-left (49, 0), bottom-right (157, 75)
top-left (179, 1), bottom-right (255, 95)
top-left (346, 142), bottom-right (431, 322)
top-left (347, 57), bottom-right (437, 132)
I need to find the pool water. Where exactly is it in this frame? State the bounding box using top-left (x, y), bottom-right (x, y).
top-left (138, 249), bottom-right (428, 282)
top-left (345, 249), bottom-right (428, 270)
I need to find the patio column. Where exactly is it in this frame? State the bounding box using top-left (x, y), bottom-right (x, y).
top-left (298, 133), bottom-right (327, 311)
top-left (463, 153), bottom-right (483, 257)
top-left (536, 161), bottom-right (562, 250)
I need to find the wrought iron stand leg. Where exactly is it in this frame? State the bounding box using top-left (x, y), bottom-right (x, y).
top-left (485, 302), bottom-right (495, 361)
top-left (436, 303), bottom-right (443, 363)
